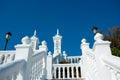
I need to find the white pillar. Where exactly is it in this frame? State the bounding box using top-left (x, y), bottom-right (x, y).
top-left (63, 67), bottom-right (65, 79)
top-left (72, 66), bottom-right (74, 78)
top-left (67, 67), bottom-right (70, 79)
top-left (58, 67), bottom-right (61, 79)
top-left (76, 66), bottom-right (79, 78)
top-left (54, 67), bottom-right (56, 79)
top-left (15, 42), bottom-right (33, 80)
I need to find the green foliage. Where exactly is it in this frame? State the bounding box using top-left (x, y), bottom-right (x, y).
top-left (111, 47), bottom-right (120, 57)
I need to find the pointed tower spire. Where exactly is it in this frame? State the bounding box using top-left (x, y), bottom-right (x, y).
top-left (34, 30), bottom-right (36, 36)
top-left (30, 30), bottom-right (39, 50)
top-left (57, 29), bottom-right (59, 35)
top-left (53, 29), bottom-right (62, 57)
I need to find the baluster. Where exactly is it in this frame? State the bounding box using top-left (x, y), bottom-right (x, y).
top-left (36, 61), bottom-right (39, 80)
top-left (38, 61), bottom-right (40, 79)
top-left (12, 73), bottom-right (17, 80)
top-left (42, 57), bottom-right (45, 75)
top-left (54, 67), bottom-right (56, 79)
top-left (72, 66), bottom-right (74, 78)
top-left (63, 67), bottom-right (65, 79)
top-left (110, 68), bottom-right (117, 80)
top-left (67, 67), bottom-right (70, 79)
top-left (35, 61), bottom-right (37, 80)
top-left (116, 72), bottom-right (120, 80)
top-left (76, 66), bottom-right (79, 78)
top-left (33, 63), bottom-right (35, 80)
top-left (58, 67), bottom-right (61, 79)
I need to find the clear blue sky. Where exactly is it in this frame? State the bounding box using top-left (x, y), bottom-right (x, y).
top-left (0, 0), bottom-right (120, 56)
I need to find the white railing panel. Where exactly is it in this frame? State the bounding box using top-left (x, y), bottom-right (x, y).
top-left (27, 50), bottom-right (46, 80)
top-left (102, 55), bottom-right (120, 80)
top-left (67, 56), bottom-right (81, 63)
top-left (0, 51), bottom-right (15, 64)
top-left (0, 59), bottom-right (25, 80)
top-left (53, 63), bottom-right (81, 79)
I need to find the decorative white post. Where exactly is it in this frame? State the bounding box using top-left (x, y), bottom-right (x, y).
top-left (15, 36), bottom-right (33, 80)
top-left (39, 40), bottom-right (48, 52)
top-left (93, 33), bottom-right (112, 57)
top-left (46, 51), bottom-right (53, 79)
top-left (80, 38), bottom-right (90, 79)
top-left (15, 36), bottom-right (33, 61)
top-left (92, 33), bottom-right (112, 80)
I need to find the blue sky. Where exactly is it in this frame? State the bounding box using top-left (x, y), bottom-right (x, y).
top-left (0, 0), bottom-right (120, 56)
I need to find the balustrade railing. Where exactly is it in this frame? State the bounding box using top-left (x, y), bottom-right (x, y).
top-left (67, 56), bottom-right (81, 63)
top-left (81, 50), bottom-right (98, 80)
top-left (53, 63), bottom-right (81, 79)
top-left (27, 51), bottom-right (46, 80)
top-left (0, 59), bottom-right (25, 80)
top-left (0, 51), bottom-right (15, 64)
top-left (0, 50), bottom-right (47, 80)
top-left (102, 55), bottom-right (120, 80)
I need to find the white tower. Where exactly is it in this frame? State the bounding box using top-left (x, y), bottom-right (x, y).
top-left (53, 29), bottom-right (62, 57)
top-left (30, 30), bottom-right (39, 50)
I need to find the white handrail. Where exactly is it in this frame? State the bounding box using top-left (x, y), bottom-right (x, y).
top-left (102, 55), bottom-right (120, 70)
top-left (102, 55), bottom-right (120, 80)
top-left (27, 50), bottom-right (46, 80)
top-left (0, 51), bottom-right (15, 64)
top-left (0, 59), bottom-right (25, 80)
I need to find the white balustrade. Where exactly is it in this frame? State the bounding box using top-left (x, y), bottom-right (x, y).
top-left (80, 36), bottom-right (120, 80)
top-left (0, 51), bottom-right (15, 64)
top-left (67, 56), bottom-right (81, 63)
top-left (102, 55), bottom-right (120, 80)
top-left (0, 59), bottom-right (25, 80)
top-left (0, 49), bottom-right (47, 80)
top-left (53, 64), bottom-right (81, 79)
top-left (28, 51), bottom-right (46, 80)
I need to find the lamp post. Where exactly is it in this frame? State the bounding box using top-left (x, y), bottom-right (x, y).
top-left (92, 26), bottom-right (98, 34)
top-left (3, 32), bottom-right (12, 50)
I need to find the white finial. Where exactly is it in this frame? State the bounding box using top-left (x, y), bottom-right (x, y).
top-left (94, 33), bottom-right (104, 42)
top-left (57, 29), bottom-right (59, 35)
top-left (81, 38), bottom-right (86, 44)
top-left (34, 30), bottom-right (36, 36)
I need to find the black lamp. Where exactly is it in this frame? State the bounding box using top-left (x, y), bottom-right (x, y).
top-left (4, 32), bottom-right (12, 50)
top-left (92, 26), bottom-right (98, 34)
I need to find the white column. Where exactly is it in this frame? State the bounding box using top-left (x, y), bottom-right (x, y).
top-left (67, 67), bottom-right (70, 79)
top-left (54, 67), bottom-right (56, 79)
top-left (58, 67), bottom-right (61, 79)
top-left (72, 67), bottom-right (74, 78)
top-left (76, 66), bottom-right (79, 78)
top-left (63, 67), bottom-right (65, 79)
